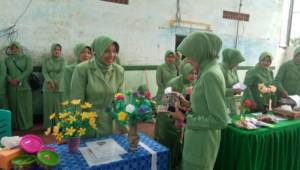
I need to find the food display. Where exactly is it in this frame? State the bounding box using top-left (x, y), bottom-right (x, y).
top-left (256, 115), bottom-right (278, 124)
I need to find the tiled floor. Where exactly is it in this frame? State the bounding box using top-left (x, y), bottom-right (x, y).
top-left (13, 122), bottom-right (155, 144)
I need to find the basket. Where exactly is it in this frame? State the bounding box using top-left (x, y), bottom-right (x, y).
top-left (273, 107), bottom-right (300, 119)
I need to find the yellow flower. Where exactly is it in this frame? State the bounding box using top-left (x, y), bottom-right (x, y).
top-left (62, 101), bottom-right (69, 107)
top-left (59, 112), bottom-right (69, 119)
top-left (81, 102), bottom-right (92, 109)
top-left (81, 112), bottom-right (89, 120)
top-left (71, 99), bottom-right (81, 105)
top-left (67, 116), bottom-right (77, 124)
top-left (49, 113), bottom-right (56, 120)
top-left (55, 132), bottom-right (64, 143)
top-left (78, 128), bottom-right (86, 136)
top-left (89, 119), bottom-right (97, 129)
top-left (65, 127), bottom-right (76, 136)
top-left (53, 123), bottom-right (60, 134)
top-left (118, 112), bottom-right (127, 121)
top-left (90, 122), bottom-right (97, 130)
top-left (89, 112), bottom-right (97, 119)
top-left (44, 127), bottom-right (51, 136)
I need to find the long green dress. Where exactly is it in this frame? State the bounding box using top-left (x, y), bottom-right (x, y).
top-left (42, 43), bottom-right (65, 129)
top-left (156, 50), bottom-right (178, 100)
top-left (177, 32), bottom-right (228, 170)
top-left (156, 63), bottom-right (194, 170)
top-left (64, 44), bottom-right (91, 99)
top-left (71, 36), bottom-right (124, 136)
top-left (220, 48), bottom-right (245, 114)
top-left (0, 57), bottom-right (7, 108)
top-left (242, 52), bottom-right (277, 112)
top-left (5, 42), bottom-right (33, 130)
top-left (275, 46), bottom-right (300, 95)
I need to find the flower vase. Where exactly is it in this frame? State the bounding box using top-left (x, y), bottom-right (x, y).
top-left (128, 122), bottom-right (139, 151)
top-left (68, 137), bottom-right (80, 153)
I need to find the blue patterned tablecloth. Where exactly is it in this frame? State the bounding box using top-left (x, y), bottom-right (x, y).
top-left (48, 133), bottom-right (169, 170)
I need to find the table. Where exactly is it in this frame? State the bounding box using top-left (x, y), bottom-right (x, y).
top-left (214, 115), bottom-right (300, 170)
top-left (49, 133), bottom-right (169, 170)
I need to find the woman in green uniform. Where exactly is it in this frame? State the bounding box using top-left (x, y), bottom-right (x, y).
top-left (42, 43), bottom-right (65, 128)
top-left (156, 50), bottom-right (178, 100)
top-left (71, 36), bottom-right (124, 136)
top-left (0, 56), bottom-right (7, 108)
top-left (156, 63), bottom-right (197, 170)
top-left (5, 42), bottom-right (33, 130)
top-left (171, 32), bottom-right (228, 170)
top-left (275, 46), bottom-right (300, 96)
top-left (242, 52), bottom-right (279, 112)
top-left (220, 48), bottom-right (245, 114)
top-left (64, 43), bottom-right (92, 99)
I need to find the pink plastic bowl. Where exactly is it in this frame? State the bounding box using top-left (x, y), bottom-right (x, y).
top-left (20, 134), bottom-right (44, 154)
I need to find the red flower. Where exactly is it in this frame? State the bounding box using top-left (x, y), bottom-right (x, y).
top-left (187, 87), bottom-right (193, 95)
top-left (243, 99), bottom-right (253, 108)
top-left (144, 91), bottom-right (152, 99)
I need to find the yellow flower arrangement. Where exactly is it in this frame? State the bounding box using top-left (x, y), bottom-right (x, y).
top-left (118, 112), bottom-right (127, 121)
top-left (45, 100), bottom-right (98, 143)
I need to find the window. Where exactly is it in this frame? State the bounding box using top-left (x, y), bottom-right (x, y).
top-left (102, 0), bottom-right (128, 5)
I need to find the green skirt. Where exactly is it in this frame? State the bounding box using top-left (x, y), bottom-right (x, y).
top-left (7, 87), bottom-right (33, 130)
top-left (43, 91), bottom-right (64, 129)
top-left (156, 113), bottom-right (182, 170)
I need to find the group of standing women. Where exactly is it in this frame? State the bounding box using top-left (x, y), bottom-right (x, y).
top-left (155, 32), bottom-right (300, 170)
top-left (0, 36), bottom-right (124, 136)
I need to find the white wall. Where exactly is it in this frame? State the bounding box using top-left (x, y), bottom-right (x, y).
top-left (0, 0), bottom-right (284, 67)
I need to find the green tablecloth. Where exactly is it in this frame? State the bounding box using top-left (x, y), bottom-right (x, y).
top-left (214, 114), bottom-right (300, 170)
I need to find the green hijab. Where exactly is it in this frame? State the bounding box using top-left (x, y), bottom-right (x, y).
top-left (294, 46), bottom-right (300, 58)
top-left (164, 50), bottom-right (176, 69)
top-left (182, 63), bottom-right (193, 78)
top-left (50, 43), bottom-right (63, 61)
top-left (259, 52), bottom-right (272, 62)
top-left (9, 41), bottom-right (22, 57)
top-left (74, 43), bottom-right (91, 63)
top-left (177, 32), bottom-right (222, 72)
top-left (91, 36), bottom-right (118, 72)
top-left (222, 48), bottom-right (245, 66)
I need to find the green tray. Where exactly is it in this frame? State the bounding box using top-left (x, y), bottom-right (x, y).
top-left (37, 150), bottom-right (60, 169)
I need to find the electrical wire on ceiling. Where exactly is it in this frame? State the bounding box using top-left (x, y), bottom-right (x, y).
top-left (0, 0), bottom-right (33, 43)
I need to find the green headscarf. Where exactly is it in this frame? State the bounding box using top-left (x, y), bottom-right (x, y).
top-left (294, 46), bottom-right (300, 58)
top-left (51, 43), bottom-right (62, 60)
top-left (9, 41), bottom-right (22, 56)
top-left (259, 52), bottom-right (273, 62)
top-left (165, 50), bottom-right (175, 59)
top-left (74, 43), bottom-right (91, 63)
top-left (137, 84), bottom-right (148, 95)
top-left (164, 50), bottom-right (176, 69)
top-left (9, 41), bottom-right (21, 49)
top-left (91, 36), bottom-right (118, 71)
top-left (181, 63), bottom-right (193, 78)
top-left (222, 48), bottom-right (245, 66)
top-left (177, 32), bottom-right (222, 69)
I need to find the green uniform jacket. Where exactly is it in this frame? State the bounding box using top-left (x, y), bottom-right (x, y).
top-left (71, 59), bottom-right (124, 135)
top-left (42, 56), bottom-right (65, 92)
top-left (184, 60), bottom-right (227, 169)
top-left (156, 63), bottom-right (177, 99)
top-left (71, 36), bottom-right (124, 136)
top-left (275, 60), bottom-right (300, 95)
top-left (42, 44), bottom-right (66, 128)
top-left (243, 65), bottom-right (275, 111)
top-left (177, 32), bottom-right (227, 170)
top-left (220, 48), bottom-right (245, 114)
top-left (0, 58), bottom-right (7, 107)
top-left (64, 43), bottom-right (90, 99)
top-left (5, 49), bottom-right (33, 130)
